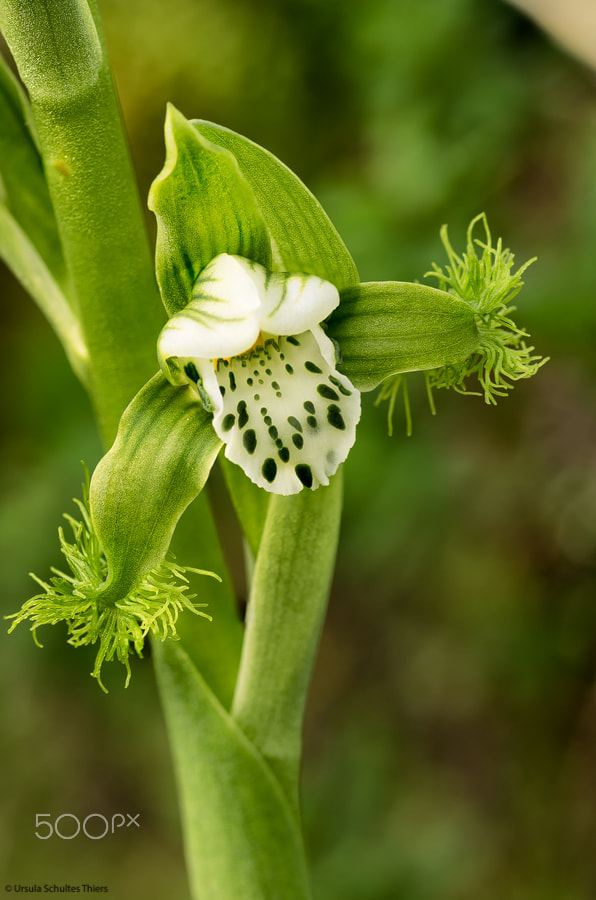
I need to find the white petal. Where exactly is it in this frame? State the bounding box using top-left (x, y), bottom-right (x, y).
top-left (259, 271), bottom-right (340, 337)
top-left (210, 330), bottom-right (360, 495)
top-left (158, 253), bottom-right (262, 363)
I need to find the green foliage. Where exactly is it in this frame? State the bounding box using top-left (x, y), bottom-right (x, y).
top-left (7, 478), bottom-right (215, 691)
top-left (327, 281), bottom-right (479, 392)
top-left (194, 120), bottom-right (359, 291)
top-left (376, 215), bottom-right (547, 432)
top-left (149, 105), bottom-right (272, 315)
top-left (0, 56), bottom-right (65, 281)
top-left (425, 214), bottom-right (547, 403)
top-left (155, 641), bottom-right (312, 900)
top-left (89, 373), bottom-right (222, 600)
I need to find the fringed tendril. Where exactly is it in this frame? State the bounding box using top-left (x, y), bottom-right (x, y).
top-left (6, 478), bottom-right (218, 691)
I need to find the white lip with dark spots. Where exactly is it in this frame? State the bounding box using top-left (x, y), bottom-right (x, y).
top-left (158, 253), bottom-right (361, 494)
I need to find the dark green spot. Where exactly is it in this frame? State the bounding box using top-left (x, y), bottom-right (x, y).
top-left (237, 400), bottom-right (248, 429)
top-left (266, 369), bottom-right (272, 376)
top-left (295, 464), bottom-right (313, 488)
top-left (222, 414), bottom-right (235, 432)
top-left (229, 371), bottom-right (237, 391)
top-left (260, 359), bottom-right (266, 367)
top-left (327, 404), bottom-right (345, 430)
top-left (243, 429), bottom-right (257, 454)
top-left (184, 362), bottom-right (199, 382)
top-left (247, 377), bottom-right (254, 387)
top-left (264, 415), bottom-right (272, 426)
top-left (260, 407), bottom-right (268, 415)
top-left (303, 401), bottom-right (315, 414)
top-left (254, 394), bottom-right (260, 401)
top-left (285, 364), bottom-right (294, 375)
top-left (272, 381), bottom-right (280, 390)
top-left (329, 375), bottom-right (352, 396)
top-left (262, 458), bottom-right (277, 483)
top-left (219, 385), bottom-right (226, 396)
top-left (276, 391), bottom-right (282, 398)
top-left (278, 447), bottom-right (290, 462)
top-left (307, 416), bottom-right (318, 429)
top-left (292, 433), bottom-right (304, 450)
top-left (287, 416), bottom-right (302, 432)
top-left (287, 336), bottom-right (300, 346)
top-left (305, 361), bottom-right (322, 374)
top-left (268, 425), bottom-right (279, 440)
top-left (317, 384), bottom-right (339, 401)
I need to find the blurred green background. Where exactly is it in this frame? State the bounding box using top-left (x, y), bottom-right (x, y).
top-left (2, 0), bottom-right (596, 896)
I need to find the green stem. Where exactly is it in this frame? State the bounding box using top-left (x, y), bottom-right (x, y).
top-left (0, 0), bottom-right (164, 444)
top-left (231, 472), bottom-right (344, 808)
top-left (155, 641), bottom-right (312, 900)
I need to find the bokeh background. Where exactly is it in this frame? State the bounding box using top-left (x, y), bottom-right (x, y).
top-left (2, 0), bottom-right (596, 896)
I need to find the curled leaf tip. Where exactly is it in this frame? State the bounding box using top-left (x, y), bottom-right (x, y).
top-left (6, 477), bottom-right (216, 691)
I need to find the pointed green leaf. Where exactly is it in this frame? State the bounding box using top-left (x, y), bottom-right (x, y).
top-left (0, 54), bottom-right (66, 282)
top-left (327, 281), bottom-right (480, 391)
top-left (194, 120), bottom-right (359, 291)
top-left (155, 641), bottom-right (312, 900)
top-left (149, 105), bottom-right (272, 315)
top-left (0, 203), bottom-right (87, 382)
top-left (90, 373), bottom-right (222, 600)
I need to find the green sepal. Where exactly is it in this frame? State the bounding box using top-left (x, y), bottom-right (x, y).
top-left (194, 120), bottom-right (359, 291)
top-left (326, 281), bottom-right (480, 392)
top-left (149, 105), bottom-right (272, 315)
top-left (154, 641), bottom-right (311, 900)
top-left (0, 54), bottom-right (66, 283)
top-left (89, 372), bottom-right (222, 602)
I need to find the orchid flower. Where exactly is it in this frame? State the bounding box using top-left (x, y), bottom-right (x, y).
top-left (158, 253), bottom-right (360, 494)
top-left (8, 104), bottom-right (544, 687)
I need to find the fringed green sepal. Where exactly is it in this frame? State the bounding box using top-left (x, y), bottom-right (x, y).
top-left (378, 214), bottom-right (547, 434)
top-left (425, 213), bottom-right (547, 403)
top-left (7, 478), bottom-right (217, 691)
